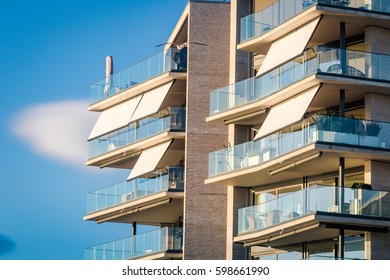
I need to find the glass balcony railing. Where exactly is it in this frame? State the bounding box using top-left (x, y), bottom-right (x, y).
top-left (238, 185), bottom-right (390, 234)
top-left (209, 115), bottom-right (390, 177)
top-left (241, 0), bottom-right (390, 42)
top-left (85, 227), bottom-right (183, 260)
top-left (90, 48), bottom-right (187, 104)
top-left (86, 166), bottom-right (184, 213)
top-left (88, 107), bottom-right (186, 159)
top-left (210, 47), bottom-right (390, 115)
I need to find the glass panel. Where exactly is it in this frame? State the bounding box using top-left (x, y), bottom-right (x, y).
top-left (88, 107), bottom-right (185, 158)
top-left (86, 166), bottom-right (184, 213)
top-left (255, 246), bottom-right (301, 260)
top-left (90, 48), bottom-right (186, 104)
top-left (258, 255), bottom-right (277, 260)
top-left (278, 250), bottom-right (301, 260)
top-left (345, 234), bottom-right (365, 259)
top-left (307, 240), bottom-right (334, 260)
top-left (278, 186), bottom-right (303, 220)
top-left (255, 190), bottom-right (276, 205)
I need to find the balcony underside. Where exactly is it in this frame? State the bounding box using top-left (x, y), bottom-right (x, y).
top-left (205, 143), bottom-right (390, 187)
top-left (207, 74), bottom-right (390, 125)
top-left (130, 250), bottom-right (183, 260)
top-left (86, 133), bottom-right (185, 168)
top-left (84, 190), bottom-right (184, 225)
top-left (89, 72), bottom-right (187, 112)
top-left (234, 212), bottom-right (390, 248)
top-left (238, 5), bottom-right (390, 54)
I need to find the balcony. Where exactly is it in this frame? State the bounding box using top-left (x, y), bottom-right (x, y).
top-left (85, 227), bottom-right (183, 260)
top-left (236, 185), bottom-right (390, 247)
top-left (87, 165), bottom-right (184, 211)
top-left (90, 48), bottom-right (187, 105)
top-left (84, 166), bottom-right (184, 224)
top-left (208, 47), bottom-right (390, 123)
top-left (88, 107), bottom-right (185, 160)
top-left (239, 185), bottom-right (390, 234)
top-left (207, 115), bottom-right (390, 186)
top-left (241, 0), bottom-right (390, 44)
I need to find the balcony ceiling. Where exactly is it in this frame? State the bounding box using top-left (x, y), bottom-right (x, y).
top-left (238, 5), bottom-right (390, 54)
top-left (234, 212), bottom-right (390, 249)
top-left (205, 143), bottom-right (390, 187)
top-left (161, 80), bottom-right (187, 108)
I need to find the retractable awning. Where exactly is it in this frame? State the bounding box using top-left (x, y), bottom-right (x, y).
top-left (130, 81), bottom-right (174, 122)
top-left (256, 17), bottom-right (322, 77)
top-left (253, 85), bottom-right (321, 141)
top-left (88, 81), bottom-right (174, 140)
top-left (127, 140), bottom-right (172, 181)
top-left (88, 95), bottom-right (142, 140)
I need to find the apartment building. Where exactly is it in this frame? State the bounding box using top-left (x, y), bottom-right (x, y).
top-left (84, 0), bottom-right (230, 260)
top-left (84, 0), bottom-right (390, 260)
top-left (206, 0), bottom-right (390, 260)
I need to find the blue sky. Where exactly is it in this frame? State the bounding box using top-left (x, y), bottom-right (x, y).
top-left (0, 0), bottom-right (187, 260)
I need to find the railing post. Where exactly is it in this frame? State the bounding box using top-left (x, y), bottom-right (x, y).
top-left (303, 186), bottom-right (308, 215)
top-left (340, 89), bottom-right (345, 117)
top-left (340, 22), bottom-right (347, 75)
top-left (131, 223), bottom-right (136, 259)
top-left (339, 157), bottom-right (345, 213)
top-left (302, 177), bottom-right (308, 214)
top-left (338, 156), bottom-right (345, 259)
top-left (338, 228), bottom-right (345, 260)
top-left (166, 227), bottom-right (169, 251)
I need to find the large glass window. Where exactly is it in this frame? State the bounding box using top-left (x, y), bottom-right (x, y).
top-left (277, 250), bottom-right (302, 260)
top-left (307, 240), bottom-right (334, 259)
top-left (345, 235), bottom-right (365, 259)
top-left (308, 172), bottom-right (364, 187)
top-left (253, 234), bottom-right (365, 260)
top-left (254, 185), bottom-right (302, 204)
top-left (257, 254), bottom-right (277, 260)
top-left (256, 250), bottom-right (301, 260)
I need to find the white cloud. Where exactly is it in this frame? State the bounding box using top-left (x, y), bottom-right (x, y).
top-left (10, 100), bottom-right (98, 168)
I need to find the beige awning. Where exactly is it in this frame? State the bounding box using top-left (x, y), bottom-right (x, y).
top-left (256, 17), bottom-right (322, 77)
top-left (88, 95), bottom-right (142, 140)
top-left (127, 140), bottom-right (172, 181)
top-left (129, 81), bottom-right (174, 122)
top-left (254, 85), bottom-right (321, 141)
